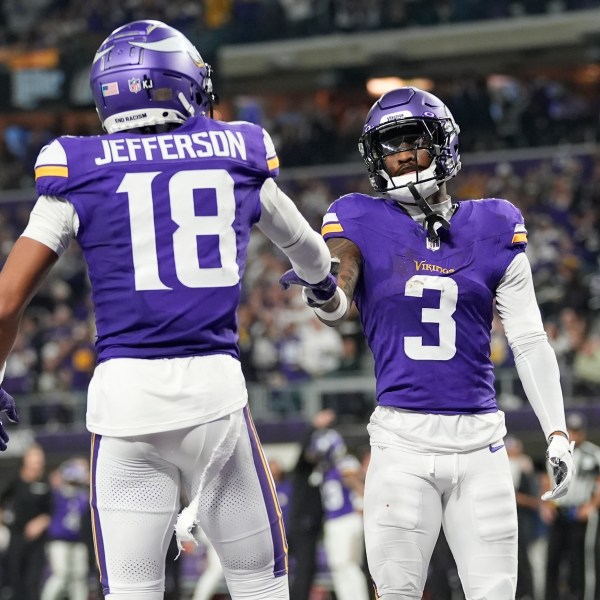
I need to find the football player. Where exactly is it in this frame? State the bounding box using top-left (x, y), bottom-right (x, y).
top-left (305, 410), bottom-right (370, 600)
top-left (41, 458), bottom-right (91, 600)
top-left (0, 20), bottom-right (340, 600)
top-left (281, 87), bottom-right (574, 600)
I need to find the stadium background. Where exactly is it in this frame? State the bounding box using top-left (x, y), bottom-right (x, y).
top-left (0, 1), bottom-right (600, 598)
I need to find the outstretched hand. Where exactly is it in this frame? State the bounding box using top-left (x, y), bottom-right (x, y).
top-left (542, 434), bottom-right (575, 501)
top-left (0, 387), bottom-right (19, 451)
top-left (279, 258), bottom-right (339, 308)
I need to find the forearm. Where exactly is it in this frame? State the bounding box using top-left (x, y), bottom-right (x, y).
top-left (496, 253), bottom-right (567, 439)
top-left (281, 226), bottom-right (331, 284)
top-left (513, 337), bottom-right (567, 439)
top-left (0, 250), bottom-right (35, 369)
top-left (315, 237), bottom-right (362, 326)
top-left (0, 317), bottom-right (22, 379)
top-left (257, 178), bottom-right (330, 283)
top-left (0, 237), bottom-right (59, 372)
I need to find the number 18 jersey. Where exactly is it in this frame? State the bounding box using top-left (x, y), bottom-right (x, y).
top-left (322, 194), bottom-right (527, 415)
top-left (34, 116), bottom-right (279, 363)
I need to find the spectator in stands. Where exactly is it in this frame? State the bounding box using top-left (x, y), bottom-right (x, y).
top-left (541, 412), bottom-right (600, 600)
top-left (572, 332), bottom-right (600, 398)
top-left (297, 317), bottom-right (344, 378)
top-left (0, 443), bottom-right (51, 600)
top-left (2, 331), bottom-right (36, 394)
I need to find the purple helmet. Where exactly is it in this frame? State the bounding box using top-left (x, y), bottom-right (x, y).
top-left (90, 20), bottom-right (217, 134)
top-left (59, 459), bottom-right (88, 485)
top-left (358, 87), bottom-right (461, 194)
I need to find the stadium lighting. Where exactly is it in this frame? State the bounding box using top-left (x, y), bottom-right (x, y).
top-left (366, 77), bottom-right (434, 96)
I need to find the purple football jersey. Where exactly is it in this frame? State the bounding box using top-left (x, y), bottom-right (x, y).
top-left (35, 116), bottom-right (279, 362)
top-left (47, 487), bottom-right (90, 542)
top-left (322, 195), bottom-right (527, 415)
top-left (308, 428), bottom-right (358, 520)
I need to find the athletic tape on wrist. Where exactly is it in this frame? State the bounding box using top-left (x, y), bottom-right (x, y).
top-left (314, 287), bottom-right (348, 322)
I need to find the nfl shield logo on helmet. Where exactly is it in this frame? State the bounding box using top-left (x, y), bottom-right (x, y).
top-left (128, 78), bottom-right (142, 93)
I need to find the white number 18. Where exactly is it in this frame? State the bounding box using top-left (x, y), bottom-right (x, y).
top-left (117, 169), bottom-right (240, 290)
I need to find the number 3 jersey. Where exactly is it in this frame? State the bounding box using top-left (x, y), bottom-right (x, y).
top-left (322, 194), bottom-right (527, 415)
top-left (33, 115), bottom-right (278, 363)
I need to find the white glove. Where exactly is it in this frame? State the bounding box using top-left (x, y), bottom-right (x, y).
top-left (541, 434), bottom-right (575, 501)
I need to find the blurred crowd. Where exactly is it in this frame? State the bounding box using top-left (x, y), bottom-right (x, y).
top-left (1, 0), bottom-right (597, 49)
top-left (457, 154), bottom-right (600, 403)
top-left (1, 73), bottom-right (600, 190)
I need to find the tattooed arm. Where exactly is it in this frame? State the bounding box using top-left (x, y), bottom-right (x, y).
top-left (314, 237), bottom-right (363, 327)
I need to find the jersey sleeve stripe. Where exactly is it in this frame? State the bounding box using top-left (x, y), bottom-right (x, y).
top-left (323, 213), bottom-right (339, 224)
top-left (321, 223), bottom-right (344, 236)
top-left (267, 156), bottom-right (280, 170)
top-left (35, 165), bottom-right (69, 179)
top-left (511, 233), bottom-right (527, 243)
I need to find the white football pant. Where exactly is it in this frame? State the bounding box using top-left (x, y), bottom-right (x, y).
top-left (90, 407), bottom-right (288, 600)
top-left (364, 444), bottom-right (518, 600)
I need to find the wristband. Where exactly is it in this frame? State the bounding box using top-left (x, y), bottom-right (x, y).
top-left (547, 430), bottom-right (569, 444)
top-left (314, 288), bottom-right (348, 323)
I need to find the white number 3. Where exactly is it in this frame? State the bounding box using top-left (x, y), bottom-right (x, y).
top-left (404, 275), bottom-right (457, 361)
top-left (117, 169), bottom-right (240, 290)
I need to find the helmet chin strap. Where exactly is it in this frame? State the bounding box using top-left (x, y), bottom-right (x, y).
top-left (407, 182), bottom-right (450, 244)
top-left (382, 161), bottom-right (451, 243)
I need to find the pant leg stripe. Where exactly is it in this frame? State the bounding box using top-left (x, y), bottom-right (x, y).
top-left (243, 405), bottom-right (288, 576)
top-left (90, 433), bottom-right (110, 594)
